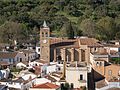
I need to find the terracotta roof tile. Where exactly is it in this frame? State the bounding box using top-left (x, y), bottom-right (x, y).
top-left (44, 75), bottom-right (57, 82)
top-left (96, 79), bottom-right (108, 88)
top-left (39, 60), bottom-right (49, 64)
top-left (19, 49), bottom-right (35, 54)
top-left (50, 38), bottom-right (80, 48)
top-left (110, 50), bottom-right (118, 55)
top-left (50, 37), bottom-right (102, 48)
top-left (0, 61), bottom-right (10, 65)
top-left (92, 49), bottom-right (108, 55)
top-left (33, 82), bottom-right (59, 89)
top-left (0, 52), bottom-right (18, 59)
top-left (79, 38), bottom-right (102, 47)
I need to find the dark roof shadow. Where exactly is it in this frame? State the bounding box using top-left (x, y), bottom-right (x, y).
top-left (94, 70), bottom-right (105, 82)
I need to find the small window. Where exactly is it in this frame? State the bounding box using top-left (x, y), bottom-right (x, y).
top-left (100, 62), bottom-right (102, 66)
top-left (20, 58), bottom-right (22, 62)
top-left (80, 74), bottom-right (83, 80)
top-left (38, 48), bottom-right (40, 52)
top-left (95, 48), bottom-right (97, 51)
top-left (45, 32), bottom-right (48, 37)
top-left (58, 67), bottom-right (60, 71)
top-left (9, 59), bottom-right (11, 63)
top-left (42, 32), bottom-right (44, 37)
top-left (108, 70), bottom-right (112, 75)
top-left (17, 57), bottom-right (19, 61)
top-left (96, 62), bottom-right (99, 66)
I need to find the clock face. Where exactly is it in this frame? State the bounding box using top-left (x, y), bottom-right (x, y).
top-left (43, 39), bottom-right (47, 43)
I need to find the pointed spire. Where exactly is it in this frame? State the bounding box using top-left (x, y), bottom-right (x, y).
top-left (43, 20), bottom-right (48, 28)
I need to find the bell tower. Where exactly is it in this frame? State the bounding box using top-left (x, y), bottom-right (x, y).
top-left (40, 21), bottom-right (50, 63)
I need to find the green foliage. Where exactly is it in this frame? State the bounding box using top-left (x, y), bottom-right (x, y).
top-left (0, 0), bottom-right (119, 43)
top-left (11, 67), bottom-right (21, 72)
top-left (111, 58), bottom-right (120, 64)
top-left (0, 21), bottom-right (28, 44)
top-left (96, 16), bottom-right (116, 40)
top-left (60, 83), bottom-right (70, 90)
top-left (60, 22), bottom-right (74, 39)
top-left (80, 86), bottom-right (87, 90)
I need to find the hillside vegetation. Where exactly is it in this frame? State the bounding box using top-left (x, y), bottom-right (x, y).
top-left (0, 0), bottom-right (120, 44)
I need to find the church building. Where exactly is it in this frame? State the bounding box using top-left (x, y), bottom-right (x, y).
top-left (40, 21), bottom-right (103, 64)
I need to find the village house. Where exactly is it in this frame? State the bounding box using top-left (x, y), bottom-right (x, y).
top-left (20, 49), bottom-right (38, 62)
top-left (35, 42), bottom-right (40, 58)
top-left (0, 67), bottom-right (10, 80)
top-left (0, 71), bottom-right (37, 90)
top-left (90, 54), bottom-right (120, 90)
top-left (0, 51), bottom-right (25, 66)
top-left (66, 62), bottom-right (90, 88)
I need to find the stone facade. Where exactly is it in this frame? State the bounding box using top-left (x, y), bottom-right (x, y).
top-left (40, 22), bottom-right (102, 64)
top-left (40, 22), bottom-right (50, 63)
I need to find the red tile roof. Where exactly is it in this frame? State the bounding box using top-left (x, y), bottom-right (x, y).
top-left (0, 52), bottom-right (18, 59)
top-left (44, 75), bottom-right (57, 82)
top-left (110, 50), bottom-right (118, 55)
top-left (39, 60), bottom-right (49, 64)
top-left (19, 49), bottom-right (35, 54)
top-left (96, 79), bottom-right (108, 88)
top-left (79, 38), bottom-right (102, 47)
top-left (50, 37), bottom-right (102, 49)
top-left (0, 61), bottom-right (10, 66)
top-left (50, 38), bottom-right (80, 48)
top-left (33, 82), bottom-right (59, 89)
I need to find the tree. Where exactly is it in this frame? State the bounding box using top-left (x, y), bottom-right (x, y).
top-left (60, 21), bottom-right (74, 39)
top-left (115, 31), bottom-right (120, 40)
top-left (0, 21), bottom-right (28, 44)
top-left (96, 16), bottom-right (116, 40)
top-left (80, 19), bottom-right (96, 37)
top-left (0, 0), bottom-right (119, 42)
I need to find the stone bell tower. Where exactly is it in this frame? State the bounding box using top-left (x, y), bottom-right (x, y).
top-left (40, 21), bottom-right (50, 63)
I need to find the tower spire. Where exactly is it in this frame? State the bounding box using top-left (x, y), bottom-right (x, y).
top-left (43, 20), bottom-right (48, 28)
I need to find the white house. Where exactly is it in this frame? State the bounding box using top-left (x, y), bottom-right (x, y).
top-left (35, 46), bottom-right (40, 56)
top-left (0, 51), bottom-right (25, 65)
top-left (0, 68), bottom-right (10, 80)
top-left (46, 64), bottom-right (57, 74)
top-left (28, 61), bottom-right (58, 77)
top-left (66, 63), bottom-right (90, 88)
top-left (20, 49), bottom-right (37, 61)
top-left (0, 73), bottom-right (37, 90)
